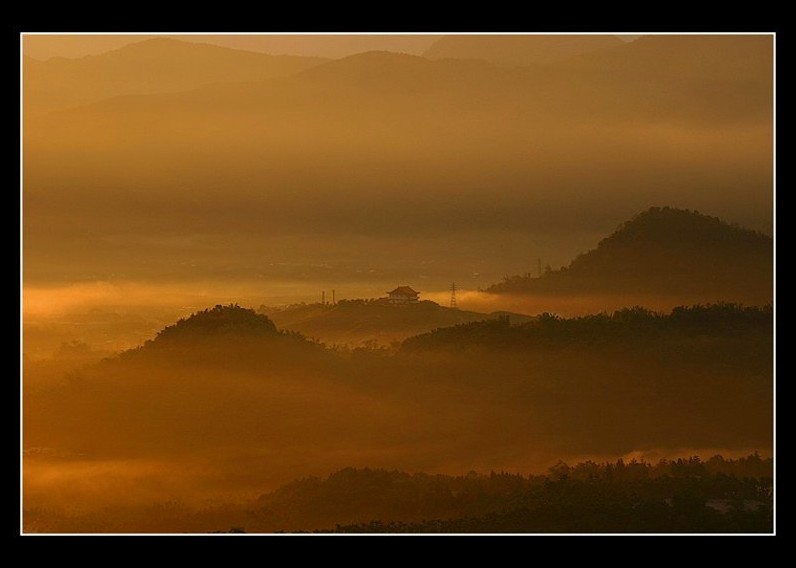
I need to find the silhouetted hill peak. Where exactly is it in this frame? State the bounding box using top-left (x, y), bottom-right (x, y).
top-left (112, 304), bottom-right (328, 369)
top-left (152, 304), bottom-right (278, 344)
top-left (487, 207), bottom-right (772, 301)
top-left (596, 207), bottom-right (769, 250)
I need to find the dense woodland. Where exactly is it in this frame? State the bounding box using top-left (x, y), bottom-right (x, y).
top-left (327, 455), bottom-right (772, 533)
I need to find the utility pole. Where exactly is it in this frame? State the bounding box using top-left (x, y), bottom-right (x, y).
top-left (332, 289), bottom-right (336, 305)
top-left (321, 290), bottom-right (325, 305)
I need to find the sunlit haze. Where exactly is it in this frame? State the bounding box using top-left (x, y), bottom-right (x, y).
top-left (22, 33), bottom-right (774, 534)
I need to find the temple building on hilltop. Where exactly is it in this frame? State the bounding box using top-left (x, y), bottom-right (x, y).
top-left (387, 286), bottom-right (420, 304)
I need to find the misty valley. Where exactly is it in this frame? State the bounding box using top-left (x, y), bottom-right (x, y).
top-left (21, 33), bottom-right (774, 534)
top-left (24, 297), bottom-right (772, 532)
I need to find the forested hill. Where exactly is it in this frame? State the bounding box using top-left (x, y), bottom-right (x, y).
top-left (401, 303), bottom-right (772, 352)
top-left (154, 304), bottom-right (278, 341)
top-left (487, 207), bottom-right (772, 302)
top-left (112, 304), bottom-right (327, 368)
top-left (254, 455), bottom-right (772, 533)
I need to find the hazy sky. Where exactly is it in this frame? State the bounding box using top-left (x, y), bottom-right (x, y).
top-left (22, 34), bottom-right (773, 309)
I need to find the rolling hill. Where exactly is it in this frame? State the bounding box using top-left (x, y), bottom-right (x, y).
top-left (259, 299), bottom-right (534, 347)
top-left (487, 207), bottom-right (773, 303)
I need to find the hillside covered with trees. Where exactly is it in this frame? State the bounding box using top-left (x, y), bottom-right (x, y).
top-left (402, 303), bottom-right (772, 351)
top-left (487, 207), bottom-right (772, 304)
top-left (24, 455), bottom-right (772, 533)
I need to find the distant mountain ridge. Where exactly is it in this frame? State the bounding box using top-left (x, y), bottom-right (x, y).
top-left (487, 207), bottom-right (772, 302)
top-left (23, 38), bottom-right (327, 114)
top-left (423, 35), bottom-right (624, 67)
top-left (23, 34), bottom-right (441, 62)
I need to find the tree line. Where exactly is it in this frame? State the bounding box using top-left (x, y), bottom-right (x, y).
top-left (402, 303), bottom-right (772, 351)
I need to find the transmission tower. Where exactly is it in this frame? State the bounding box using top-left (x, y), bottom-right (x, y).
top-left (450, 282), bottom-right (458, 309)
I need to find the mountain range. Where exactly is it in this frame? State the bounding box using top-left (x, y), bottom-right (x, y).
top-left (24, 38), bottom-right (327, 114)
